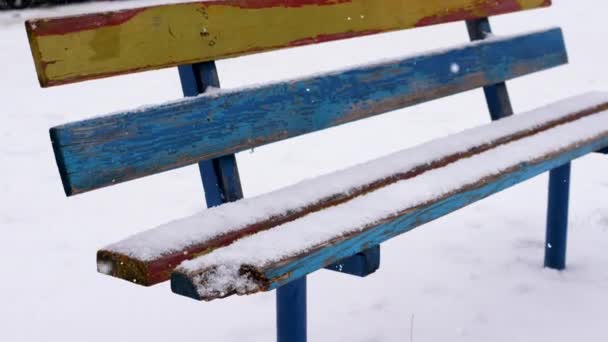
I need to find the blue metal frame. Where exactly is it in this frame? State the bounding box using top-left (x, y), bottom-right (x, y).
top-left (466, 18), bottom-right (514, 120)
top-left (179, 61), bottom-right (310, 342)
top-left (178, 63), bottom-right (243, 206)
top-left (168, 19), bottom-right (576, 341)
top-left (178, 59), bottom-right (387, 342)
top-left (545, 163), bottom-right (571, 270)
top-left (467, 18), bottom-right (571, 271)
top-left (326, 245), bottom-right (380, 277)
top-left (277, 277), bottom-right (307, 342)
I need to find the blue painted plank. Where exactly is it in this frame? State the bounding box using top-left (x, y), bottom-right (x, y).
top-left (466, 18), bottom-right (517, 120)
top-left (599, 147), bottom-right (608, 154)
top-left (50, 29), bottom-right (567, 196)
top-left (257, 135), bottom-right (608, 291)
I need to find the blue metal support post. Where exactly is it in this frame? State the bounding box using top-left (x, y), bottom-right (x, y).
top-left (178, 62), bottom-right (307, 342)
top-left (178, 62), bottom-right (243, 206)
top-left (544, 163), bottom-right (571, 270)
top-left (467, 18), bottom-right (571, 270)
top-left (466, 18), bottom-right (514, 120)
top-left (277, 277), bottom-right (307, 342)
top-left (325, 245), bottom-right (380, 277)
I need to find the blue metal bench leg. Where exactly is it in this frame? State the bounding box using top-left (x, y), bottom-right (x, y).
top-left (545, 163), bottom-right (571, 270)
top-left (467, 17), bottom-right (572, 270)
top-left (277, 277), bottom-right (307, 342)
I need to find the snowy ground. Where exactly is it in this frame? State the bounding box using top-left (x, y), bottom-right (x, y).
top-left (1, 1), bottom-right (608, 341)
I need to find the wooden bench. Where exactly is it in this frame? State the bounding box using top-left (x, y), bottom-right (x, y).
top-left (26, 1), bottom-right (607, 340)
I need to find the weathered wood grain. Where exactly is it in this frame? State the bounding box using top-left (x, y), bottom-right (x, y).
top-left (171, 124), bottom-right (608, 301)
top-left (26, 0), bottom-right (551, 87)
top-left (51, 29), bottom-right (567, 196)
top-left (96, 98), bottom-right (608, 286)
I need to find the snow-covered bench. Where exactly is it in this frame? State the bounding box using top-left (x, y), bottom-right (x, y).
top-left (98, 93), bottom-right (608, 300)
top-left (26, 0), bottom-right (607, 340)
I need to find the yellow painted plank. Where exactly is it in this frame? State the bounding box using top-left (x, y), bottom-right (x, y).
top-left (26, 0), bottom-right (551, 87)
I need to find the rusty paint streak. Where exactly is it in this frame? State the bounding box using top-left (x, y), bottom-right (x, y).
top-left (415, 0), bottom-right (550, 27)
top-left (206, 0), bottom-right (351, 9)
top-left (26, 8), bottom-right (146, 36)
top-left (287, 29), bottom-right (384, 47)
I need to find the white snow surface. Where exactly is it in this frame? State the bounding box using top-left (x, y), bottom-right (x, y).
top-left (106, 92), bottom-right (608, 262)
top-left (180, 107), bottom-right (608, 298)
top-left (2, 1), bottom-right (608, 341)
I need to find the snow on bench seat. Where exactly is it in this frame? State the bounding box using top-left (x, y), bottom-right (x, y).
top-left (97, 93), bottom-right (608, 288)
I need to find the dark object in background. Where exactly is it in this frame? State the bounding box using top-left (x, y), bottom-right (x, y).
top-left (4, 0), bottom-right (33, 8)
top-left (1, 0), bottom-right (84, 9)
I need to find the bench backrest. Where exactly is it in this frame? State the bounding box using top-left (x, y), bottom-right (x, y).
top-left (28, 0), bottom-right (551, 87)
top-left (26, 0), bottom-right (563, 196)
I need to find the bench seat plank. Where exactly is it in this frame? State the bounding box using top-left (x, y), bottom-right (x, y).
top-left (97, 92), bottom-right (608, 286)
top-left (52, 29), bottom-right (567, 196)
top-left (26, 0), bottom-right (551, 87)
top-left (168, 94), bottom-right (608, 300)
